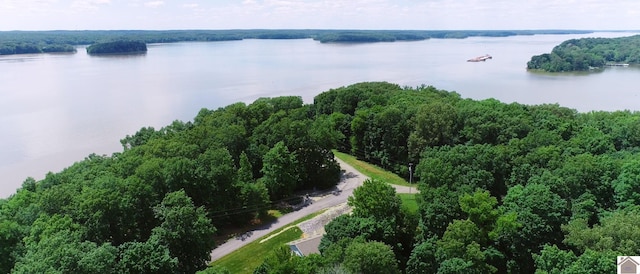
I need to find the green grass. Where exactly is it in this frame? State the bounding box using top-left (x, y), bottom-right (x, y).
top-left (268, 209), bottom-right (284, 218)
top-left (212, 150), bottom-right (415, 273)
top-left (211, 227), bottom-right (302, 273)
top-left (333, 150), bottom-right (411, 187)
top-left (398, 193), bottom-right (419, 213)
top-left (210, 210), bottom-right (325, 274)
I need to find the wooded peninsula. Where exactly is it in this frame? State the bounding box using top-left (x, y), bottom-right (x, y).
top-left (2, 82), bottom-right (640, 273)
top-left (0, 29), bottom-right (591, 55)
top-left (527, 34), bottom-right (640, 72)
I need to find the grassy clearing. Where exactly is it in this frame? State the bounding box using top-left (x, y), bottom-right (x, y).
top-left (212, 227), bottom-right (302, 273)
top-left (210, 210), bottom-right (325, 274)
top-left (333, 150), bottom-right (411, 187)
top-left (398, 193), bottom-right (419, 213)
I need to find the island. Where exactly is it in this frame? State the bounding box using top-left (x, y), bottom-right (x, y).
top-left (527, 34), bottom-right (640, 72)
top-left (86, 40), bottom-right (147, 55)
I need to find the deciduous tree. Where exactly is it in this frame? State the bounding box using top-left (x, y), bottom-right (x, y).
top-left (261, 141), bottom-right (298, 199)
top-left (343, 241), bottom-right (400, 274)
top-left (152, 190), bottom-right (217, 274)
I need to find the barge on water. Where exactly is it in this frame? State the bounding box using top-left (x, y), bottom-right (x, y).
top-left (467, 54), bottom-right (492, 62)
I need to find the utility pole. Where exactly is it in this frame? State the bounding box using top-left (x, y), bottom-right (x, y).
top-left (409, 163), bottom-right (413, 193)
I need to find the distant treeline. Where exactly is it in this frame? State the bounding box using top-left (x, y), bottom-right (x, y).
top-left (527, 34), bottom-right (640, 72)
top-left (0, 29), bottom-right (592, 55)
top-left (86, 40), bottom-right (147, 55)
top-left (0, 42), bottom-right (76, 55)
top-left (313, 29), bottom-right (592, 42)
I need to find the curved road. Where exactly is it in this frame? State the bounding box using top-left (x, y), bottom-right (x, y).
top-left (209, 157), bottom-right (415, 262)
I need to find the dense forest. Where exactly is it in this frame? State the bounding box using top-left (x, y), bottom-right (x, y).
top-left (86, 40), bottom-right (147, 54)
top-left (229, 82), bottom-right (640, 273)
top-left (527, 34), bottom-right (640, 72)
top-left (3, 82), bottom-right (640, 273)
top-left (0, 29), bottom-right (592, 55)
top-left (0, 95), bottom-right (341, 273)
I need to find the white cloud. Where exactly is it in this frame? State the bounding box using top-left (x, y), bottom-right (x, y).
top-left (2, 0), bottom-right (640, 30)
top-left (0, 0), bottom-right (20, 10)
top-left (182, 3), bottom-right (199, 9)
top-left (71, 0), bottom-right (111, 11)
top-left (144, 0), bottom-right (164, 8)
top-left (0, 0), bottom-right (61, 14)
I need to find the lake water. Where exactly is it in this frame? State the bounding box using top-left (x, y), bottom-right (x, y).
top-left (1, 32), bottom-right (639, 198)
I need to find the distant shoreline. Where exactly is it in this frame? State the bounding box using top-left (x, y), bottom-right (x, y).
top-left (0, 29), bottom-right (601, 56)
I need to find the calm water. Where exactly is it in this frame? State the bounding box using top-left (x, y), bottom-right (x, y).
top-left (1, 32), bottom-right (639, 197)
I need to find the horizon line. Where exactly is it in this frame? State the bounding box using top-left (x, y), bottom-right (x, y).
top-left (1, 28), bottom-right (639, 32)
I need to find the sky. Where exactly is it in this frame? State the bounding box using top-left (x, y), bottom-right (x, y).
top-left (0, 0), bottom-right (639, 31)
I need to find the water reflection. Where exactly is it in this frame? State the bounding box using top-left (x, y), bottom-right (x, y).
top-left (526, 69), bottom-right (605, 78)
top-left (0, 55), bottom-right (43, 63)
top-left (87, 52), bottom-right (147, 58)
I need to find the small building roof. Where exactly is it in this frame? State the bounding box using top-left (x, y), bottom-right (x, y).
top-left (288, 235), bottom-right (323, 256)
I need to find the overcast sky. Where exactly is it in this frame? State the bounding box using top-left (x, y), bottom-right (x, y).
top-left (1, 0), bottom-right (639, 31)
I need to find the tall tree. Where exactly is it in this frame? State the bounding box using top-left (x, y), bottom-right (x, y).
top-left (346, 179), bottom-right (416, 267)
top-left (499, 183), bottom-right (568, 273)
top-left (533, 244), bottom-right (576, 273)
top-left (343, 241), bottom-right (400, 274)
top-left (348, 179), bottom-right (401, 221)
top-left (235, 151), bottom-right (270, 221)
top-left (260, 141), bottom-right (298, 199)
top-left (117, 235), bottom-right (178, 274)
top-left (408, 102), bottom-right (458, 160)
top-left (406, 237), bottom-right (439, 274)
top-left (12, 214), bottom-right (118, 274)
top-left (0, 219), bottom-right (23, 273)
top-left (152, 190), bottom-right (217, 274)
top-left (436, 219), bottom-right (497, 273)
top-left (417, 185), bottom-right (464, 238)
top-left (563, 208), bottom-right (640, 255)
top-left (612, 159), bottom-right (640, 209)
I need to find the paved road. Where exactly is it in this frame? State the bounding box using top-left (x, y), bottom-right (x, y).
top-left (209, 157), bottom-right (417, 262)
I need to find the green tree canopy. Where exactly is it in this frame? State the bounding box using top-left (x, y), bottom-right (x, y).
top-left (152, 190), bottom-right (217, 274)
top-left (343, 241), bottom-right (400, 274)
top-left (348, 179), bottom-right (401, 221)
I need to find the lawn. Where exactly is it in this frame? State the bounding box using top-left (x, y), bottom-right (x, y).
top-left (333, 150), bottom-right (412, 187)
top-left (211, 227), bottom-right (302, 273)
top-left (210, 210), bottom-right (325, 273)
top-left (398, 193), bottom-right (419, 213)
